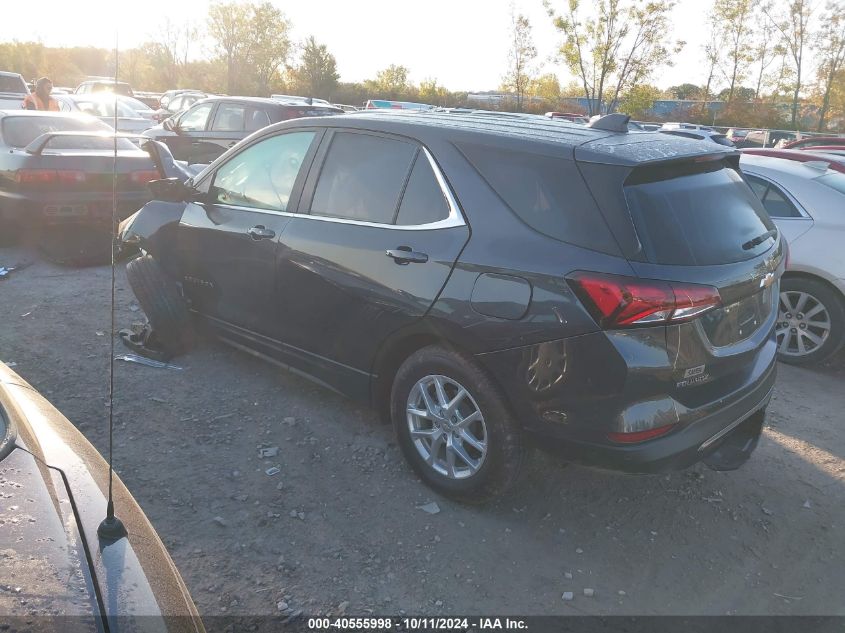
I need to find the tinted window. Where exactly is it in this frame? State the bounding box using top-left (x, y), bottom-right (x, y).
top-left (0, 115), bottom-right (134, 150)
top-left (0, 75), bottom-right (27, 94)
top-left (458, 143), bottom-right (616, 253)
top-left (179, 103), bottom-right (213, 131)
top-left (212, 104), bottom-right (246, 131)
top-left (625, 162), bottom-right (776, 265)
top-left (311, 132), bottom-right (416, 223)
top-left (246, 108), bottom-right (271, 131)
top-left (395, 153), bottom-right (450, 225)
top-left (211, 131), bottom-right (315, 212)
top-left (744, 174), bottom-right (801, 218)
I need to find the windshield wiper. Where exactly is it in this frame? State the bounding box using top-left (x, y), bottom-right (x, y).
top-left (742, 229), bottom-right (778, 251)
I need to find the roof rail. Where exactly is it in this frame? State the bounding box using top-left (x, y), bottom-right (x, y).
top-left (586, 113), bottom-right (630, 133)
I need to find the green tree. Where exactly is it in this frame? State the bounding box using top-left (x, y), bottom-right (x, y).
top-left (207, 1), bottom-right (253, 94)
top-left (290, 36), bottom-right (339, 98)
top-left (618, 84), bottom-right (661, 118)
top-left (545, 0), bottom-right (684, 115)
top-left (502, 10), bottom-right (537, 111)
top-left (531, 73), bottom-right (562, 104)
top-left (367, 64), bottom-right (411, 98)
top-left (814, 1), bottom-right (845, 130)
top-left (669, 83), bottom-right (703, 99)
top-left (714, 0), bottom-right (755, 101)
top-left (764, 0), bottom-right (817, 127)
top-left (249, 2), bottom-right (292, 95)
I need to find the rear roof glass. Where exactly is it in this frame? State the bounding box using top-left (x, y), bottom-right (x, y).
top-left (624, 160), bottom-right (776, 266)
top-left (457, 142), bottom-right (619, 254)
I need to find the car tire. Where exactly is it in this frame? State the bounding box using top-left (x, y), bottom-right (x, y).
top-left (125, 254), bottom-right (193, 355)
top-left (777, 277), bottom-right (845, 365)
top-left (391, 345), bottom-right (526, 503)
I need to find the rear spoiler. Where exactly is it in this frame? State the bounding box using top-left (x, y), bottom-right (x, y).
top-left (24, 131), bottom-right (144, 155)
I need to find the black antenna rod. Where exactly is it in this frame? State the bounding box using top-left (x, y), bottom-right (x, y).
top-left (98, 31), bottom-right (127, 542)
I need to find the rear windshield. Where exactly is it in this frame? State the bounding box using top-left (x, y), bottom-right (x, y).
top-left (458, 143), bottom-right (619, 254)
top-left (0, 75), bottom-right (27, 94)
top-left (624, 161), bottom-right (776, 266)
top-left (1, 116), bottom-right (135, 150)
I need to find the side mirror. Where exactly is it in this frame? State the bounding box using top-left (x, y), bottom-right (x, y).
top-left (162, 117), bottom-right (176, 132)
top-left (147, 177), bottom-right (201, 203)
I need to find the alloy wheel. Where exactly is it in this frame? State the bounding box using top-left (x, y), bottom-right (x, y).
top-left (406, 375), bottom-right (488, 479)
top-left (777, 290), bottom-right (832, 357)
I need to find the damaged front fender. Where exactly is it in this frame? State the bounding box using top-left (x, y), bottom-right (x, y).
top-left (119, 201), bottom-right (187, 260)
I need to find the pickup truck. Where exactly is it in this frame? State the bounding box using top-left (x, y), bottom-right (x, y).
top-left (0, 71), bottom-right (27, 110)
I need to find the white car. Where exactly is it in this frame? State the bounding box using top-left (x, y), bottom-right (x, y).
top-left (0, 71), bottom-right (28, 110)
top-left (54, 93), bottom-right (153, 134)
top-left (740, 154), bottom-right (845, 364)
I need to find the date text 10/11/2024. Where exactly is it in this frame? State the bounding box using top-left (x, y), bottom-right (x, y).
top-left (307, 617), bottom-right (529, 630)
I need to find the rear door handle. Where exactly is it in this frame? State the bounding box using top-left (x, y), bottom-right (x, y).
top-left (386, 246), bottom-right (428, 264)
top-left (247, 225), bottom-right (276, 240)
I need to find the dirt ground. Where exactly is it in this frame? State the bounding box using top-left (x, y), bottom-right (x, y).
top-left (1, 246), bottom-right (844, 618)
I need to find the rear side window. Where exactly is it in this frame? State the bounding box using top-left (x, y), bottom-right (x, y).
top-left (625, 162), bottom-right (776, 265)
top-left (212, 104), bottom-right (246, 131)
top-left (311, 132), bottom-right (416, 223)
top-left (395, 153), bottom-right (450, 225)
top-left (744, 174), bottom-right (802, 218)
top-left (458, 143), bottom-right (617, 253)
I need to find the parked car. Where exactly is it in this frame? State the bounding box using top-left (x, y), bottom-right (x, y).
top-left (661, 122), bottom-right (714, 131)
top-left (797, 145), bottom-right (845, 154)
top-left (0, 362), bottom-right (205, 628)
top-left (119, 111), bottom-right (783, 501)
top-left (545, 112), bottom-right (588, 124)
top-left (726, 128), bottom-right (750, 143)
top-left (53, 93), bottom-right (154, 134)
top-left (740, 153), bottom-right (845, 364)
top-left (661, 128), bottom-right (734, 146)
top-left (133, 90), bottom-right (163, 109)
top-left (742, 148), bottom-right (845, 174)
top-left (271, 94), bottom-right (332, 107)
top-left (152, 91), bottom-right (209, 123)
top-left (783, 135), bottom-right (845, 149)
top-left (143, 96), bottom-right (343, 164)
top-left (0, 71), bottom-right (28, 110)
top-left (364, 99), bottom-right (434, 111)
top-left (75, 79), bottom-right (134, 97)
top-left (334, 103), bottom-right (360, 112)
top-left (0, 111), bottom-right (157, 258)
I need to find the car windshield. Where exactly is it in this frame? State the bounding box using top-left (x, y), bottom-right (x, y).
top-left (0, 75), bottom-right (26, 94)
top-left (74, 98), bottom-right (139, 118)
top-left (0, 115), bottom-right (136, 150)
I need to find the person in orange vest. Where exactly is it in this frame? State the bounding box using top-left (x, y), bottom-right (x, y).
top-left (22, 77), bottom-right (60, 111)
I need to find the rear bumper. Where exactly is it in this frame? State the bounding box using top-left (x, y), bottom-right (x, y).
top-left (476, 328), bottom-right (778, 474)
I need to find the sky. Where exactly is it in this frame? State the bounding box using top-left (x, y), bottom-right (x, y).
top-left (1, 0), bottom-right (721, 92)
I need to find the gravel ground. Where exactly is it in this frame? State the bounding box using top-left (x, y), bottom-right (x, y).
top-left (1, 247), bottom-right (844, 618)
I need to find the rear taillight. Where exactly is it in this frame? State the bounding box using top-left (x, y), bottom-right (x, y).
top-left (16, 169), bottom-right (86, 186)
top-left (129, 170), bottom-right (160, 185)
top-left (16, 169), bottom-right (57, 185)
top-left (566, 272), bottom-right (721, 329)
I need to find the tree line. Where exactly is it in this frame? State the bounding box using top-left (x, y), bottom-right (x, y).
top-left (1, 0), bottom-right (842, 130)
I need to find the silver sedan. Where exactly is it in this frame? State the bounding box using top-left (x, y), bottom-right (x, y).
top-left (741, 153), bottom-right (845, 364)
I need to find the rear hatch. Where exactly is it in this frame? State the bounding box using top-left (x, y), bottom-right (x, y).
top-left (575, 135), bottom-right (784, 407)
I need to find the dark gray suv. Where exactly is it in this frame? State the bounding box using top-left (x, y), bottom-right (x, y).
top-left (120, 111), bottom-right (784, 501)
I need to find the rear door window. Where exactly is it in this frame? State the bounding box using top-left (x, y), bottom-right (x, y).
top-left (624, 161), bottom-right (776, 265)
top-left (310, 132), bottom-right (416, 224)
top-left (211, 104), bottom-right (246, 131)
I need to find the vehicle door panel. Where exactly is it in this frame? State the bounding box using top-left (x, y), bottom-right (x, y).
top-left (272, 130), bottom-right (470, 389)
top-left (176, 129), bottom-right (321, 336)
top-left (193, 102), bottom-right (247, 164)
top-left (166, 102), bottom-right (215, 162)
